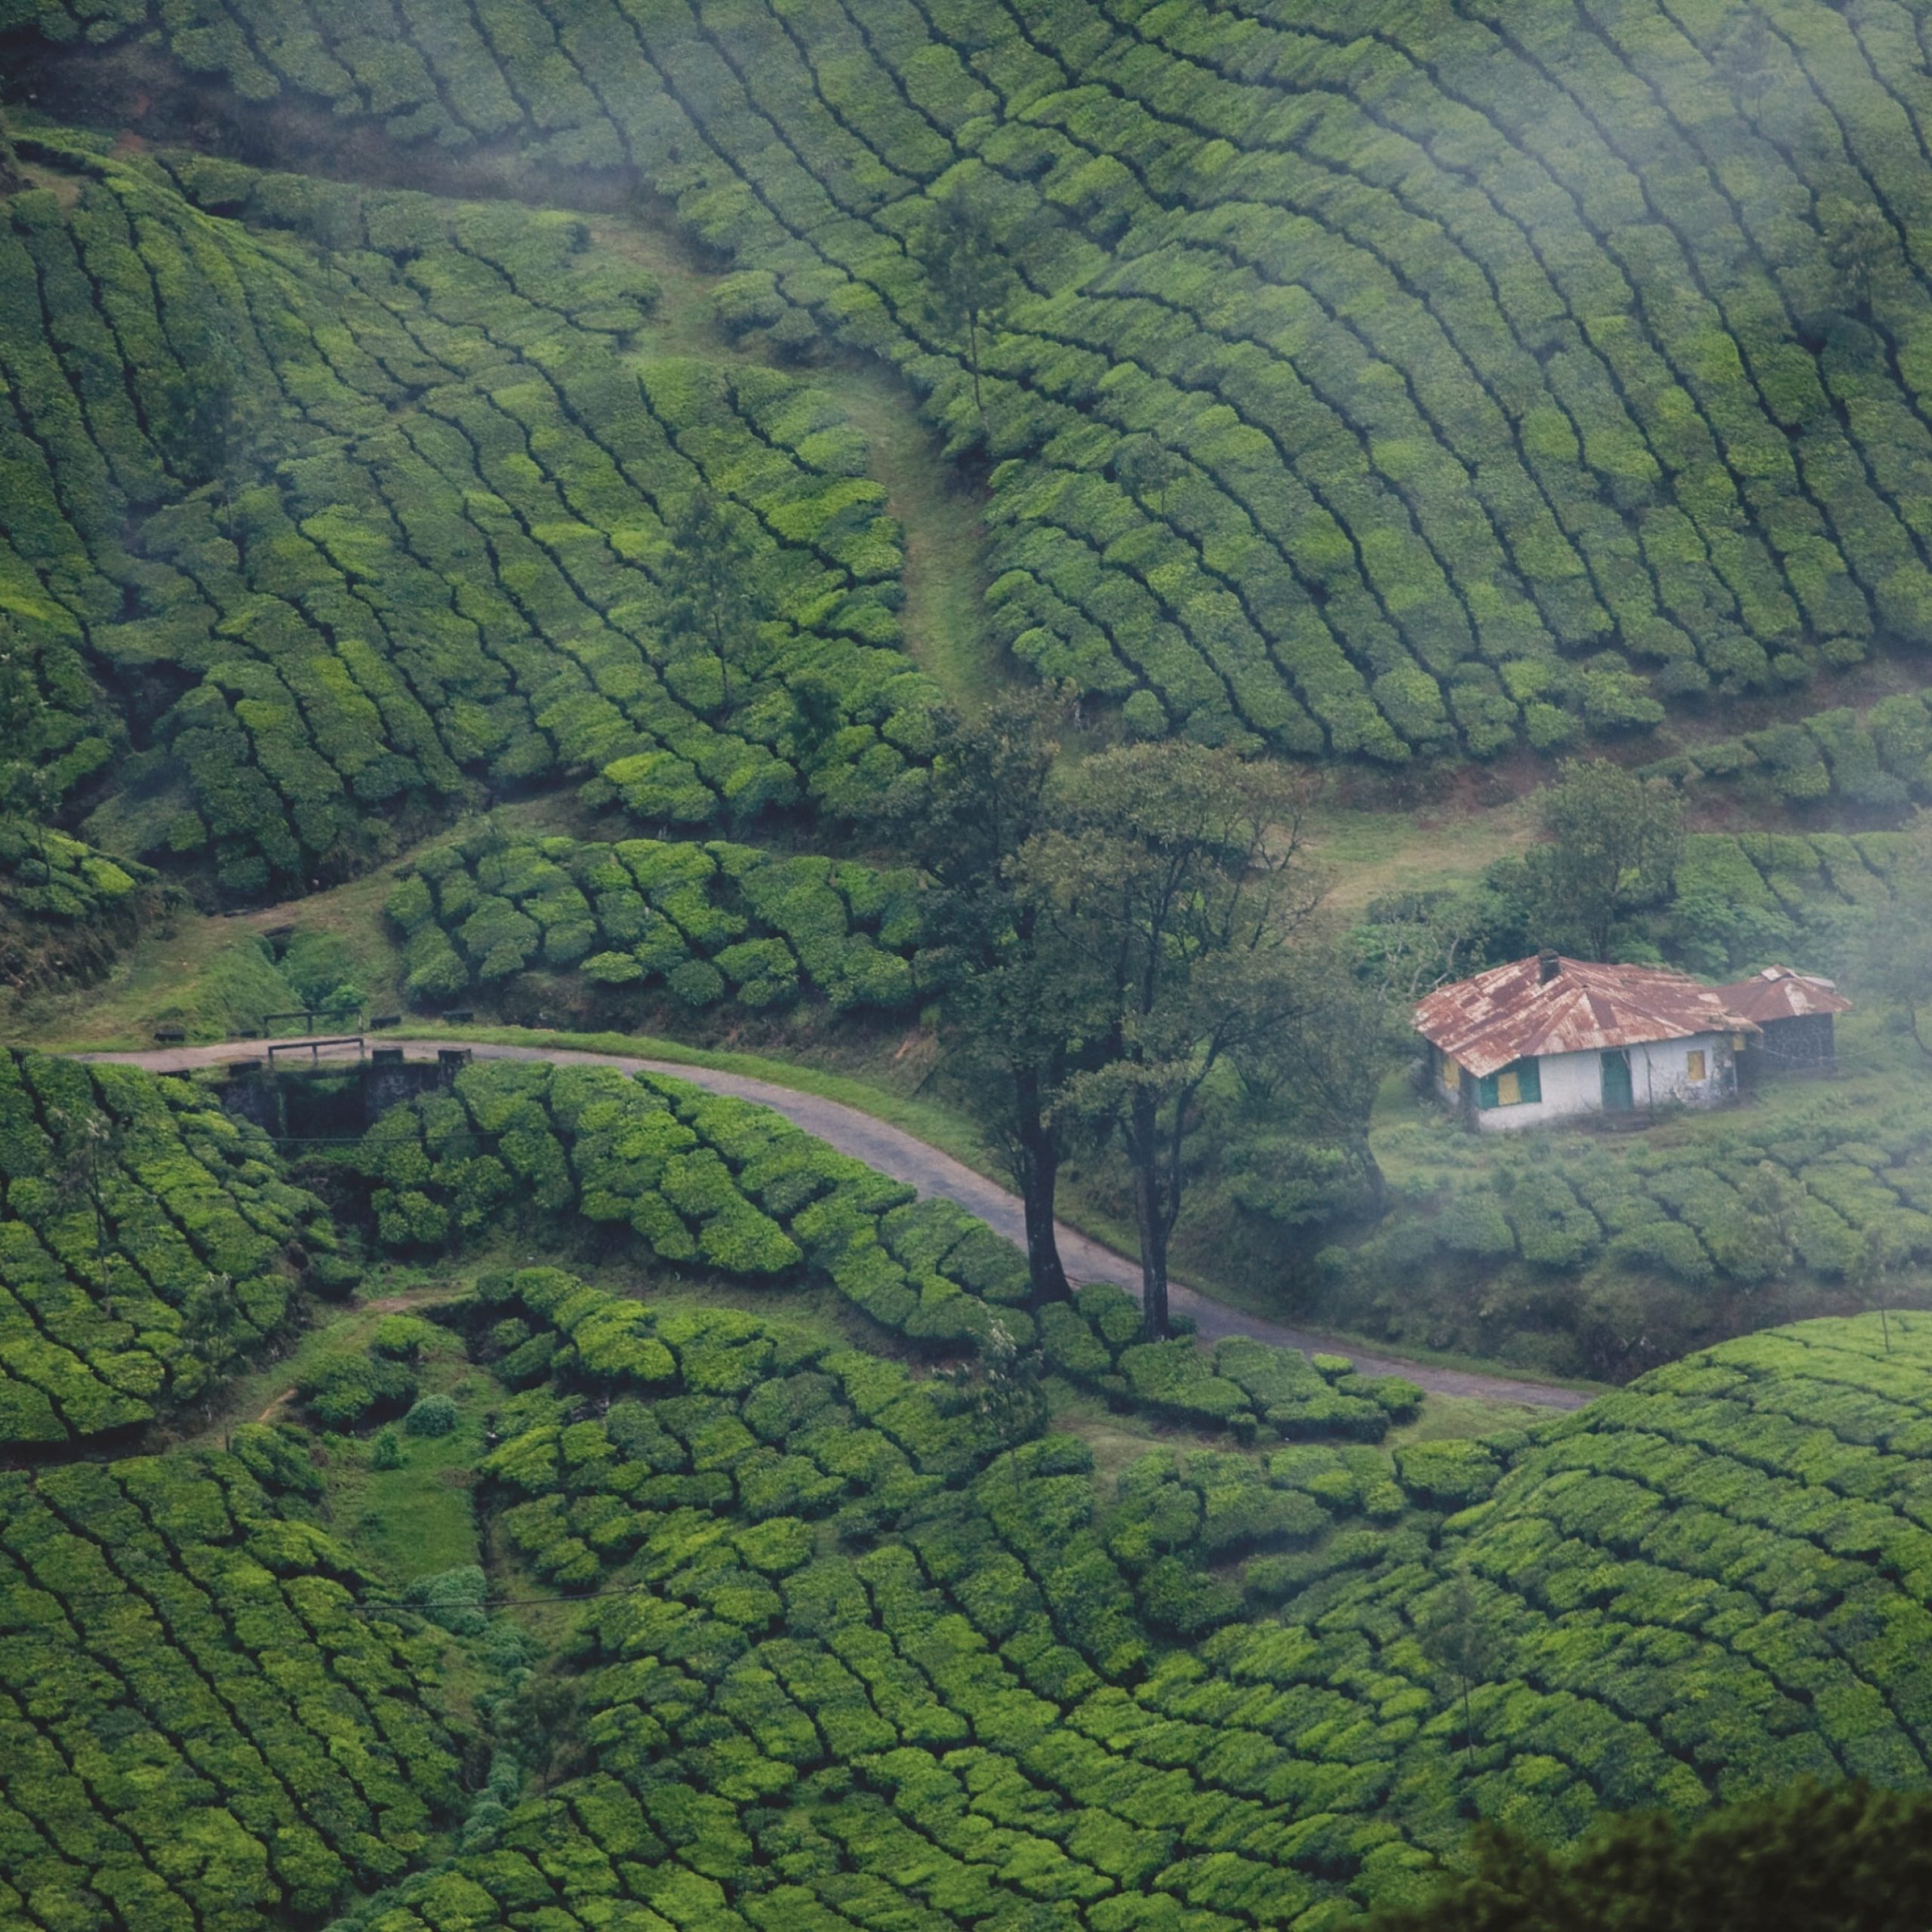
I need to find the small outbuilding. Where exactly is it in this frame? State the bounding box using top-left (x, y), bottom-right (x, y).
top-left (1415, 952), bottom-right (1760, 1131)
top-left (1715, 964), bottom-right (1851, 1076)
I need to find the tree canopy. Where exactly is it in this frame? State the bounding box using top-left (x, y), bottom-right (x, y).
top-left (1026, 745), bottom-right (1322, 1337)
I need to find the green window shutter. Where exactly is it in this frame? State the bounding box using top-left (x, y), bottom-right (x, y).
top-left (1518, 1058), bottom-right (1542, 1103)
top-left (1476, 1072), bottom-right (1498, 1108)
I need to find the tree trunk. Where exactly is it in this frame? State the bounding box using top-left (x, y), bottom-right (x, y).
top-left (967, 314), bottom-right (986, 432)
top-left (1015, 1094), bottom-right (1071, 1305)
top-left (1131, 1095), bottom-right (1169, 1341)
top-left (1352, 1136), bottom-right (1386, 1217)
top-left (0, 115), bottom-right (20, 200)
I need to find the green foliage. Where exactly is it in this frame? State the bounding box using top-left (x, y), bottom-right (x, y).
top-left (0, 1049), bottom-right (344, 1442)
top-left (355, 1056), bottom-right (1364, 1439)
top-left (14, 1244), bottom-right (1932, 1932)
top-left (386, 1270), bottom-right (1932, 1931)
top-left (1364, 1778), bottom-right (1932, 1932)
top-left (1339, 1069), bottom-right (1932, 1376)
top-left (0, 134), bottom-right (928, 895)
top-left (386, 821), bottom-right (923, 1013)
top-left (0, 1435), bottom-right (463, 1925)
top-left (404, 1392), bottom-right (460, 1436)
top-left (18, 0), bottom-right (1932, 777)
top-left (21, 0), bottom-right (1932, 778)
top-left (1523, 758), bottom-right (1684, 960)
top-left (1371, 827), bottom-right (1899, 992)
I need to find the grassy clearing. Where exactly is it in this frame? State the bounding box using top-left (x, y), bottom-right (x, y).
top-left (1302, 795), bottom-right (1540, 912)
top-left (2, 869), bottom-right (410, 1050)
top-left (832, 368), bottom-right (1010, 711)
top-left (1386, 1392), bottom-right (1550, 1448)
top-left (329, 1402), bottom-right (486, 1585)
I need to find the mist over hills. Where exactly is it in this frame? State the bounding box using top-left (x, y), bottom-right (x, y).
top-left (11, 3), bottom-right (1932, 1928)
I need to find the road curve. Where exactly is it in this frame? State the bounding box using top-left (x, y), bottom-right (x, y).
top-left (78, 1036), bottom-right (1592, 1412)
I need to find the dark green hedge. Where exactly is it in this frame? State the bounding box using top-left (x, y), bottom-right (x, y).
top-left (0, 1049), bottom-right (352, 1442)
top-left (0, 134), bottom-right (934, 896)
top-left (386, 820), bottom-right (924, 1012)
top-left (15, 0), bottom-right (1932, 765)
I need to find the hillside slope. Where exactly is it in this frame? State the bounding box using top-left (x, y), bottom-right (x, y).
top-left (14, 0), bottom-right (1932, 772)
top-left (0, 135), bottom-right (929, 894)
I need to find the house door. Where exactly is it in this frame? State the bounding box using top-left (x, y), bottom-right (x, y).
top-left (1601, 1050), bottom-right (1633, 1112)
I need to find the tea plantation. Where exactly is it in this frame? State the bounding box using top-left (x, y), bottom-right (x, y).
top-left (0, 133), bottom-right (932, 895)
top-left (0, 1048), bottom-right (352, 1444)
top-left (14, 0), bottom-right (1932, 1917)
top-left (386, 821), bottom-right (926, 1014)
top-left (31, 1263), bottom-right (1925, 1932)
top-left (2, 1031), bottom-right (1931, 1924)
top-left (353, 1055), bottom-right (1423, 1440)
top-left (0, 1428), bottom-right (465, 1929)
top-left (1319, 1050), bottom-right (1932, 1379)
top-left (15, 0), bottom-right (1932, 775)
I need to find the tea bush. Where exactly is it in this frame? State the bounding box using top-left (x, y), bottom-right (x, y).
top-left (0, 1049), bottom-right (350, 1443)
top-left (361, 1278), bottom-right (1932, 1930)
top-left (17, 0), bottom-right (1932, 763)
top-left (0, 134), bottom-right (931, 895)
top-left (386, 820), bottom-right (924, 1013)
top-left (355, 1057), bottom-right (1402, 1441)
top-left (1335, 1066), bottom-right (1932, 1376)
top-left (0, 1429), bottom-right (464, 1927)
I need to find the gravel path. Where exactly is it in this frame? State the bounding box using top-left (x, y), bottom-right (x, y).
top-left (80, 1037), bottom-right (1592, 1412)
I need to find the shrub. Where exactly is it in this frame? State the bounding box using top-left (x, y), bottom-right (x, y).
top-left (405, 1393), bottom-right (460, 1437)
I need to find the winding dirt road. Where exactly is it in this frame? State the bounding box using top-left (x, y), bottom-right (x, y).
top-left (79, 1036), bottom-right (1592, 1412)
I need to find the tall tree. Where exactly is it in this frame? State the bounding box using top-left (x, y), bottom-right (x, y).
top-left (0, 633), bottom-right (56, 877)
top-left (1854, 811), bottom-right (1932, 1057)
top-left (1024, 745), bottom-right (1321, 1339)
top-left (1720, 11), bottom-right (1778, 115)
top-left (180, 1272), bottom-right (251, 1384)
top-left (1848, 1225), bottom-right (1902, 1355)
top-left (1113, 435), bottom-right (1183, 520)
top-left (1826, 200), bottom-right (1890, 323)
top-left (889, 689), bottom-right (1079, 1303)
top-left (660, 490), bottom-right (768, 715)
top-left (909, 180), bottom-right (1020, 441)
top-left (1416, 1567), bottom-right (1508, 1767)
top-left (1244, 932), bottom-right (1411, 1214)
top-left (500, 1672), bottom-right (581, 1792)
top-left (1529, 758), bottom-right (1683, 958)
top-left (50, 1103), bottom-right (125, 1318)
top-left (0, 109), bottom-right (21, 200)
top-left (937, 1318), bottom-right (1045, 1494)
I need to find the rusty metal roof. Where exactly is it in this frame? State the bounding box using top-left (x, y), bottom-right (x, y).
top-left (1414, 955), bottom-right (1760, 1079)
top-left (1714, 964), bottom-right (1853, 1025)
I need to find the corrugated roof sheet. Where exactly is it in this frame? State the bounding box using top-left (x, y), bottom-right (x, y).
top-left (1414, 954), bottom-right (1759, 1079)
top-left (1715, 964), bottom-right (1854, 1025)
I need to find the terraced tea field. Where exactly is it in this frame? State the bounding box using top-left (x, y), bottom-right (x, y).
top-left (17, 0), bottom-right (1932, 787)
top-left (11, 0), bottom-right (1932, 1921)
top-left (0, 137), bottom-right (931, 891)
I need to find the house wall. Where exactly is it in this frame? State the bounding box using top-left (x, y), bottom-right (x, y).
top-left (1430, 1032), bottom-right (1737, 1131)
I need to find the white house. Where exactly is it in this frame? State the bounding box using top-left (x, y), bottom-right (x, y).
top-left (1414, 952), bottom-right (1760, 1131)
